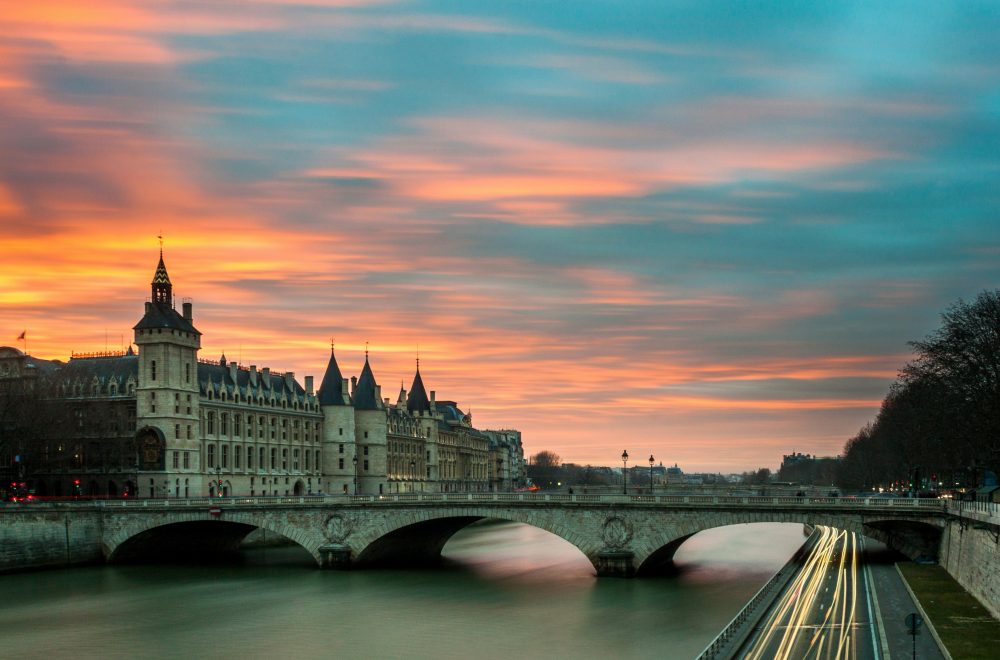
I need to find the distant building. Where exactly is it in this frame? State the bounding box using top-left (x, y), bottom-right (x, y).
top-left (778, 451), bottom-right (840, 485)
top-left (0, 251), bottom-right (523, 498)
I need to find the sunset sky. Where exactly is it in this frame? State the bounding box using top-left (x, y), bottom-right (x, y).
top-left (2, 2), bottom-right (998, 472)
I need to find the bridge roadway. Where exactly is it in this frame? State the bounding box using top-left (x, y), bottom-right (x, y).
top-left (89, 492), bottom-right (948, 577)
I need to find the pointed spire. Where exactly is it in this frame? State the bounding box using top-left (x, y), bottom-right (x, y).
top-left (318, 342), bottom-right (346, 406)
top-left (352, 352), bottom-right (380, 410)
top-left (406, 357), bottom-right (430, 413)
top-left (150, 240), bottom-right (172, 305)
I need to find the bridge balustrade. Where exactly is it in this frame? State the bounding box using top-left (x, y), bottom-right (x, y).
top-left (12, 492), bottom-right (952, 511)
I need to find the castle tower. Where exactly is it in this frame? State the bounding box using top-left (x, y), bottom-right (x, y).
top-left (132, 249), bottom-right (202, 497)
top-left (351, 351), bottom-right (387, 495)
top-left (318, 344), bottom-right (356, 494)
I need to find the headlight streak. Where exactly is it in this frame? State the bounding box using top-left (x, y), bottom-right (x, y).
top-left (743, 526), bottom-right (868, 660)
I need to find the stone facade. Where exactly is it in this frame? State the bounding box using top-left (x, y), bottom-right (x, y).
top-left (0, 251), bottom-right (523, 498)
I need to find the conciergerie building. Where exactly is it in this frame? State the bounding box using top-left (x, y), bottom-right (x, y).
top-left (0, 252), bottom-right (525, 499)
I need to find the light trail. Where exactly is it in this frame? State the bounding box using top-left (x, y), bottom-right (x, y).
top-left (742, 525), bottom-right (877, 660)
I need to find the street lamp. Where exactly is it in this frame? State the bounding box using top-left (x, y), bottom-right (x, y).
top-left (621, 450), bottom-right (629, 495)
top-left (410, 460), bottom-right (416, 493)
top-left (352, 455), bottom-right (358, 496)
top-left (648, 455), bottom-right (655, 494)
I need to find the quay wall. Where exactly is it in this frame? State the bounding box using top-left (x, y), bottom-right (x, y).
top-left (939, 512), bottom-right (1000, 619)
top-left (0, 506), bottom-right (104, 572)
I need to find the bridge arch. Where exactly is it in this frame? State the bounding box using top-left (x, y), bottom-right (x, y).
top-left (345, 507), bottom-right (602, 571)
top-left (632, 511), bottom-right (945, 575)
top-left (104, 511), bottom-right (326, 565)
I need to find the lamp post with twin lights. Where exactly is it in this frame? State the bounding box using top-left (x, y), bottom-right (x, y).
top-left (648, 454), bottom-right (655, 494)
top-left (621, 450), bottom-right (629, 495)
top-left (352, 455), bottom-right (358, 495)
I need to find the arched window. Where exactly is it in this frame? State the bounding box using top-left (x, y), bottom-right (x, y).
top-left (207, 444), bottom-right (216, 468)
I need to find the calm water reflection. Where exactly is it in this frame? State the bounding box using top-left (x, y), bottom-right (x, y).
top-left (0, 522), bottom-right (805, 659)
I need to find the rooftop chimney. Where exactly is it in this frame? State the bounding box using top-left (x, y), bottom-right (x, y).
top-left (250, 365), bottom-right (257, 386)
top-left (182, 301), bottom-right (192, 321)
top-left (350, 375), bottom-right (357, 393)
top-left (305, 375), bottom-right (314, 395)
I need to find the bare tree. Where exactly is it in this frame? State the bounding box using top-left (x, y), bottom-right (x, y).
top-left (840, 290), bottom-right (1000, 490)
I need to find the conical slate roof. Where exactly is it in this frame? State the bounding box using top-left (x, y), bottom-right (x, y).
top-left (318, 346), bottom-right (347, 406)
top-left (352, 355), bottom-right (380, 410)
top-left (406, 364), bottom-right (430, 412)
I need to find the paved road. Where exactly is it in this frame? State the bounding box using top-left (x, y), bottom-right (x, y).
top-left (864, 543), bottom-right (945, 660)
top-left (740, 526), bottom-right (880, 659)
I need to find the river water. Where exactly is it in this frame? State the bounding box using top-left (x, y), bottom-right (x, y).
top-left (0, 522), bottom-right (805, 659)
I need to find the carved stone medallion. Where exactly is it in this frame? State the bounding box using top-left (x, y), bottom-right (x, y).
top-left (325, 514), bottom-right (354, 543)
top-left (602, 516), bottom-right (632, 549)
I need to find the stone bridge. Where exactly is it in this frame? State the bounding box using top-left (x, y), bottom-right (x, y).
top-left (97, 493), bottom-right (949, 577)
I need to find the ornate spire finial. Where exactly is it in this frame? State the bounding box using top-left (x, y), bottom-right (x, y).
top-left (330, 336), bottom-right (335, 352)
top-left (151, 244), bottom-right (172, 305)
top-left (365, 341), bottom-right (369, 359)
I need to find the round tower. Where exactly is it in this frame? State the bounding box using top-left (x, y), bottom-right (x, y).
top-left (318, 344), bottom-right (357, 494)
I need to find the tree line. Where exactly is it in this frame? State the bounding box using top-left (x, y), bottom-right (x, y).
top-left (838, 290), bottom-right (1000, 492)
